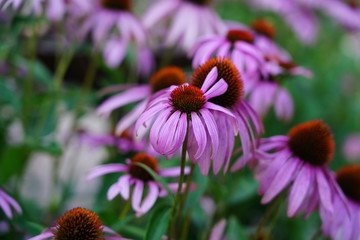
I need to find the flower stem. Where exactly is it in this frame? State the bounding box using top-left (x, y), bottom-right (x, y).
top-left (168, 117), bottom-right (190, 239)
top-left (253, 192), bottom-right (284, 239)
top-left (179, 163), bottom-right (196, 212)
top-left (180, 209), bottom-right (192, 240)
top-left (120, 190), bottom-right (133, 220)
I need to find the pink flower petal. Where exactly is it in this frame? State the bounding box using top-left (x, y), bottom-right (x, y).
top-left (201, 67), bottom-right (218, 92)
top-left (191, 112), bottom-right (208, 159)
top-left (137, 182), bottom-right (160, 216)
top-left (87, 164), bottom-right (128, 180)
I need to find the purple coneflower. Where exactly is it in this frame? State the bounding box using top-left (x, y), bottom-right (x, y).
top-left (321, 165), bottom-right (360, 240)
top-left (254, 120), bottom-right (342, 217)
top-left (29, 207), bottom-right (128, 240)
top-left (190, 27), bottom-right (266, 89)
top-left (78, 128), bottom-right (146, 154)
top-left (135, 60), bottom-right (240, 174)
top-left (97, 66), bottom-right (187, 137)
top-left (80, 0), bottom-right (154, 74)
top-left (143, 0), bottom-right (226, 51)
top-left (188, 58), bottom-right (263, 174)
top-left (87, 153), bottom-right (190, 217)
top-left (0, 189), bottom-right (22, 219)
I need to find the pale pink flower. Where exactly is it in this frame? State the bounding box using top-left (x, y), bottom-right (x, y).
top-left (209, 219), bottom-right (227, 240)
top-left (87, 153), bottom-right (190, 217)
top-left (143, 0), bottom-right (226, 51)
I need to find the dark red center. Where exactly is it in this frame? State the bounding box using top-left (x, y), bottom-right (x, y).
top-left (191, 58), bottom-right (243, 108)
top-left (170, 85), bottom-right (206, 113)
top-left (101, 0), bottom-right (131, 11)
top-left (185, 0), bottom-right (211, 6)
top-left (53, 208), bottom-right (104, 240)
top-left (279, 60), bottom-right (297, 70)
top-left (226, 30), bottom-right (254, 44)
top-left (288, 120), bottom-right (335, 166)
top-left (129, 153), bottom-right (159, 182)
top-left (336, 165), bottom-right (360, 203)
top-left (150, 66), bottom-right (187, 93)
top-left (251, 19), bottom-right (275, 39)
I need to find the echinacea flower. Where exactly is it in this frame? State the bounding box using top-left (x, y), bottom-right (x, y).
top-left (29, 207), bottom-right (128, 240)
top-left (78, 128), bottom-right (146, 154)
top-left (0, 189), bottom-right (22, 219)
top-left (188, 58), bottom-right (263, 174)
top-left (143, 0), bottom-right (226, 51)
top-left (321, 165), bottom-right (360, 240)
top-left (254, 120), bottom-right (342, 218)
top-left (135, 59), bottom-right (242, 174)
top-left (80, 0), bottom-right (154, 74)
top-left (97, 66), bottom-right (187, 136)
top-left (87, 153), bottom-right (190, 216)
top-left (190, 27), bottom-right (266, 89)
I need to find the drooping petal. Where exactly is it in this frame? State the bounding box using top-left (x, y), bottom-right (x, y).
top-left (191, 112), bottom-right (207, 159)
top-left (159, 166), bottom-right (190, 177)
top-left (209, 219), bottom-right (227, 240)
top-left (137, 182), bottom-right (160, 216)
top-left (316, 168), bottom-right (333, 215)
top-left (201, 67), bottom-right (218, 93)
top-left (262, 157), bottom-right (301, 204)
top-left (287, 165), bottom-right (311, 217)
top-left (200, 108), bottom-right (219, 158)
top-left (97, 86), bottom-right (151, 117)
top-left (118, 174), bottom-right (131, 200)
top-left (87, 164), bottom-right (128, 180)
top-left (204, 78), bottom-right (228, 100)
top-left (132, 180), bottom-right (144, 213)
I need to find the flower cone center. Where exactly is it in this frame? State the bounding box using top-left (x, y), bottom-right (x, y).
top-left (191, 58), bottom-right (243, 108)
top-left (185, 0), bottom-right (211, 6)
top-left (251, 19), bottom-right (275, 39)
top-left (336, 165), bottom-right (360, 203)
top-left (101, 0), bottom-right (131, 11)
top-left (288, 120), bottom-right (335, 166)
top-left (226, 30), bottom-right (254, 44)
top-left (129, 153), bottom-right (159, 182)
top-left (54, 208), bottom-right (104, 240)
top-left (150, 66), bottom-right (187, 93)
top-left (170, 85), bottom-right (206, 113)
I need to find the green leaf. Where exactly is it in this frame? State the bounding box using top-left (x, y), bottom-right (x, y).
top-left (0, 79), bottom-right (21, 113)
top-left (144, 203), bottom-right (171, 240)
top-left (184, 167), bottom-right (208, 210)
top-left (0, 146), bottom-right (30, 184)
top-left (136, 162), bottom-right (175, 201)
top-left (226, 216), bottom-right (249, 240)
top-left (12, 218), bottom-right (46, 236)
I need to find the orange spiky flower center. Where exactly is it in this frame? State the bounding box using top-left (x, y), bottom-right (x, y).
top-left (251, 19), bottom-right (275, 39)
top-left (336, 165), bottom-right (360, 203)
top-left (129, 153), bottom-right (159, 181)
top-left (150, 66), bottom-right (187, 93)
top-left (53, 208), bottom-right (104, 240)
top-left (226, 30), bottom-right (254, 44)
top-left (191, 58), bottom-right (243, 108)
top-left (288, 120), bottom-right (335, 166)
top-left (101, 0), bottom-right (131, 11)
top-left (170, 85), bottom-right (206, 113)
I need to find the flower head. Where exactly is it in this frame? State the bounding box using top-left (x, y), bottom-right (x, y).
top-left (189, 58), bottom-right (263, 174)
top-left (321, 165), bottom-right (360, 240)
top-left (87, 153), bottom-right (191, 216)
top-left (29, 207), bottom-right (127, 240)
top-left (96, 66), bottom-right (186, 136)
top-left (143, 0), bottom-right (226, 51)
top-left (251, 120), bottom-right (341, 218)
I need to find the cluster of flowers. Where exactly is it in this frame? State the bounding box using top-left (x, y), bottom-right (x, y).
top-left (1, 0), bottom-right (360, 239)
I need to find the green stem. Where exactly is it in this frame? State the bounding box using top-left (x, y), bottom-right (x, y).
top-left (168, 117), bottom-right (190, 240)
top-left (22, 30), bottom-right (37, 134)
top-left (180, 209), bottom-right (192, 240)
top-left (253, 193), bottom-right (284, 240)
top-left (119, 191), bottom-right (133, 220)
top-left (179, 163), bottom-right (196, 212)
